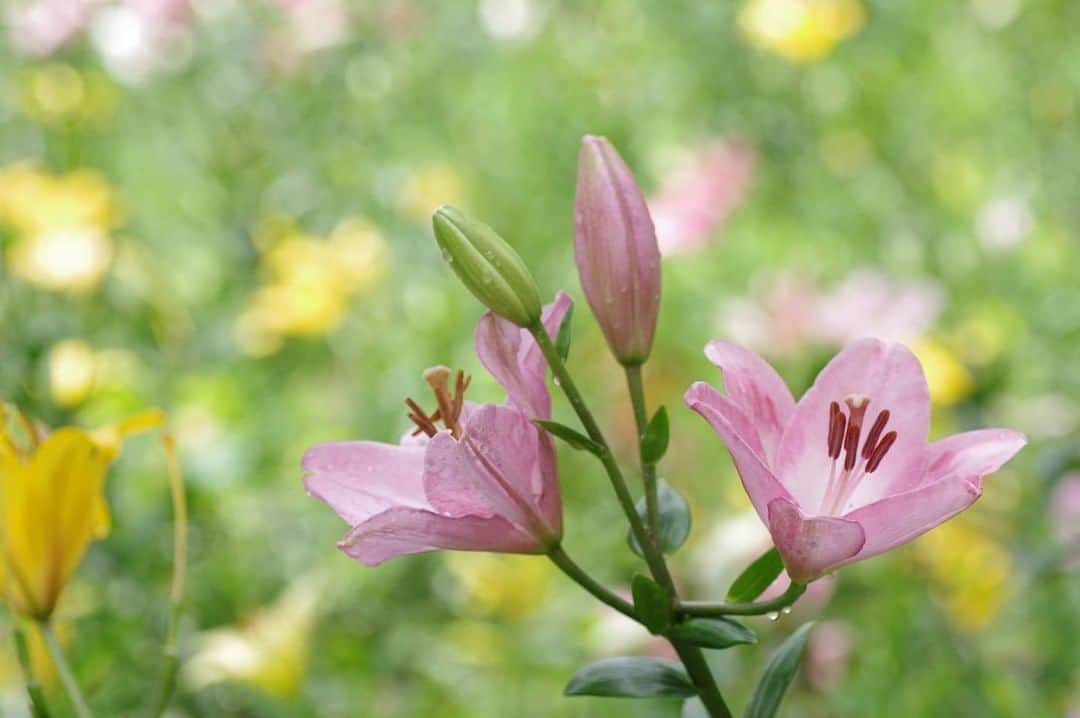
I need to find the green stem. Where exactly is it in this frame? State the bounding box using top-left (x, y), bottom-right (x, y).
top-left (12, 621), bottom-right (52, 718)
top-left (672, 643), bottom-right (734, 718)
top-left (623, 361), bottom-right (731, 718)
top-left (678, 582), bottom-right (808, 617)
top-left (547, 544), bottom-right (637, 621)
top-left (149, 433), bottom-right (188, 718)
top-left (623, 364), bottom-right (662, 569)
top-left (529, 325), bottom-right (673, 589)
top-left (39, 621), bottom-right (92, 718)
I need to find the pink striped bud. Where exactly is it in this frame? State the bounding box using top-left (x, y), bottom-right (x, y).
top-left (573, 135), bottom-right (661, 365)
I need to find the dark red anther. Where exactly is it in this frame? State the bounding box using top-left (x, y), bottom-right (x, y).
top-left (842, 395), bottom-right (869, 471)
top-left (861, 410), bottom-right (891, 459)
top-left (827, 401), bottom-right (846, 459)
top-left (866, 431), bottom-right (898, 473)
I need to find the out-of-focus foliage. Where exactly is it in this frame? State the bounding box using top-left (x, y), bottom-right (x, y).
top-left (0, 0), bottom-right (1077, 716)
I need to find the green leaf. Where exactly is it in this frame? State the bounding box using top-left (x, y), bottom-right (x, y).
top-left (641, 406), bottom-right (670, 464)
top-left (564, 657), bottom-right (697, 698)
top-left (555, 303), bottom-right (574, 362)
top-left (532, 419), bottom-right (603, 455)
top-left (627, 479), bottom-right (691, 557)
top-left (682, 697), bottom-right (708, 718)
top-left (743, 623), bottom-right (814, 718)
top-left (727, 548), bottom-right (784, 603)
top-left (668, 617), bottom-right (757, 649)
top-left (631, 574), bottom-right (670, 634)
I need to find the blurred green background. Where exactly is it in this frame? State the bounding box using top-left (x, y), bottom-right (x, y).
top-left (1, 0), bottom-right (1078, 716)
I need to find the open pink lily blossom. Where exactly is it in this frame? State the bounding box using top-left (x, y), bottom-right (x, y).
top-left (685, 338), bottom-right (1026, 583)
top-left (302, 292), bottom-right (571, 566)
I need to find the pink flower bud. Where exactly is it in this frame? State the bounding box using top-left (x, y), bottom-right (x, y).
top-left (573, 135), bottom-right (661, 365)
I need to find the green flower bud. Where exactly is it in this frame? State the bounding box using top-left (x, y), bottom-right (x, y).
top-left (432, 206), bottom-right (543, 328)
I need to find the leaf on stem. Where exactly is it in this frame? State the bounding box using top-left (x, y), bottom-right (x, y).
top-left (532, 419), bottom-right (603, 455)
top-left (743, 622), bottom-right (814, 718)
top-left (555, 303), bottom-right (574, 362)
top-left (668, 617), bottom-right (757, 649)
top-left (641, 406), bottom-right (669, 464)
top-left (564, 657), bottom-right (697, 698)
top-left (727, 548), bottom-right (784, 603)
top-left (631, 574), bottom-right (670, 634)
top-left (627, 479), bottom-right (691, 557)
top-left (682, 697), bottom-right (708, 718)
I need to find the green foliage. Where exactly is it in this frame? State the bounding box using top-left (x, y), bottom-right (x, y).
top-left (668, 617), bottom-right (757, 650)
top-left (744, 623), bottom-right (814, 718)
top-left (727, 548), bottom-right (785, 603)
top-left (564, 657), bottom-right (697, 698)
top-left (631, 574), bottom-right (671, 634)
top-left (641, 406), bottom-right (670, 464)
top-left (627, 479), bottom-right (692, 557)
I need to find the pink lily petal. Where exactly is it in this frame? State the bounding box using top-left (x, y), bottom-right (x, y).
top-left (767, 498), bottom-right (865, 583)
top-left (339, 506), bottom-right (544, 566)
top-left (685, 382), bottom-right (793, 523)
top-left (923, 429), bottom-right (1027, 489)
top-left (775, 339), bottom-right (931, 512)
top-left (423, 404), bottom-right (557, 536)
top-left (841, 475), bottom-right (981, 563)
top-left (302, 441), bottom-right (427, 524)
top-left (475, 291), bottom-right (572, 419)
top-left (704, 340), bottom-right (796, 465)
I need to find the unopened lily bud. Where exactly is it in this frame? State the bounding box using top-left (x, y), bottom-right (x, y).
top-left (574, 135), bottom-right (661, 365)
top-left (432, 205), bottom-right (542, 328)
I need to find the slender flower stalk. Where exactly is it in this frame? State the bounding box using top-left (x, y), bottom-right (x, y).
top-left (149, 433), bottom-right (188, 718)
top-left (624, 365), bottom-right (662, 556)
top-left (39, 621), bottom-right (92, 718)
top-left (678, 582), bottom-right (808, 617)
top-left (12, 620), bottom-right (51, 718)
top-left (623, 357), bottom-right (732, 718)
top-left (546, 544), bottom-right (637, 621)
top-left (527, 325), bottom-right (673, 589)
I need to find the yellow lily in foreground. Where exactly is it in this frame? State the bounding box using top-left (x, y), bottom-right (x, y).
top-left (0, 405), bottom-right (163, 620)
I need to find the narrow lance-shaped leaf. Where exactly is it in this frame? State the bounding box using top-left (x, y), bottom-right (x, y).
top-left (631, 574), bottom-right (670, 634)
top-left (555, 303), bottom-right (574, 363)
top-left (727, 548), bottom-right (784, 603)
top-left (627, 479), bottom-right (691, 557)
top-left (532, 419), bottom-right (603, 455)
top-left (667, 617), bottom-right (757, 650)
top-left (743, 623), bottom-right (814, 718)
top-left (564, 657), bottom-right (697, 698)
top-left (641, 406), bottom-right (669, 464)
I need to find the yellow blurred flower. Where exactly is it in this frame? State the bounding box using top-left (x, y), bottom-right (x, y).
top-left (913, 339), bottom-right (975, 407)
top-left (914, 520), bottom-right (1011, 632)
top-left (0, 164), bottom-right (118, 292)
top-left (183, 576), bottom-right (324, 697)
top-left (0, 405), bottom-right (163, 620)
top-left (48, 340), bottom-right (97, 407)
top-left (399, 164), bottom-right (468, 224)
top-left (445, 553), bottom-right (553, 620)
top-left (19, 64), bottom-right (116, 125)
top-left (234, 217), bottom-right (388, 356)
top-left (739, 0), bottom-right (866, 63)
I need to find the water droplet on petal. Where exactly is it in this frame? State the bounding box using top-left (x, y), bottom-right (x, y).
top-left (767, 611), bottom-right (780, 621)
top-left (781, 606), bottom-right (792, 615)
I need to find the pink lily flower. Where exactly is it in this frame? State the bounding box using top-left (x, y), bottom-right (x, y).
top-left (685, 338), bottom-right (1026, 583)
top-left (302, 292), bottom-right (571, 566)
